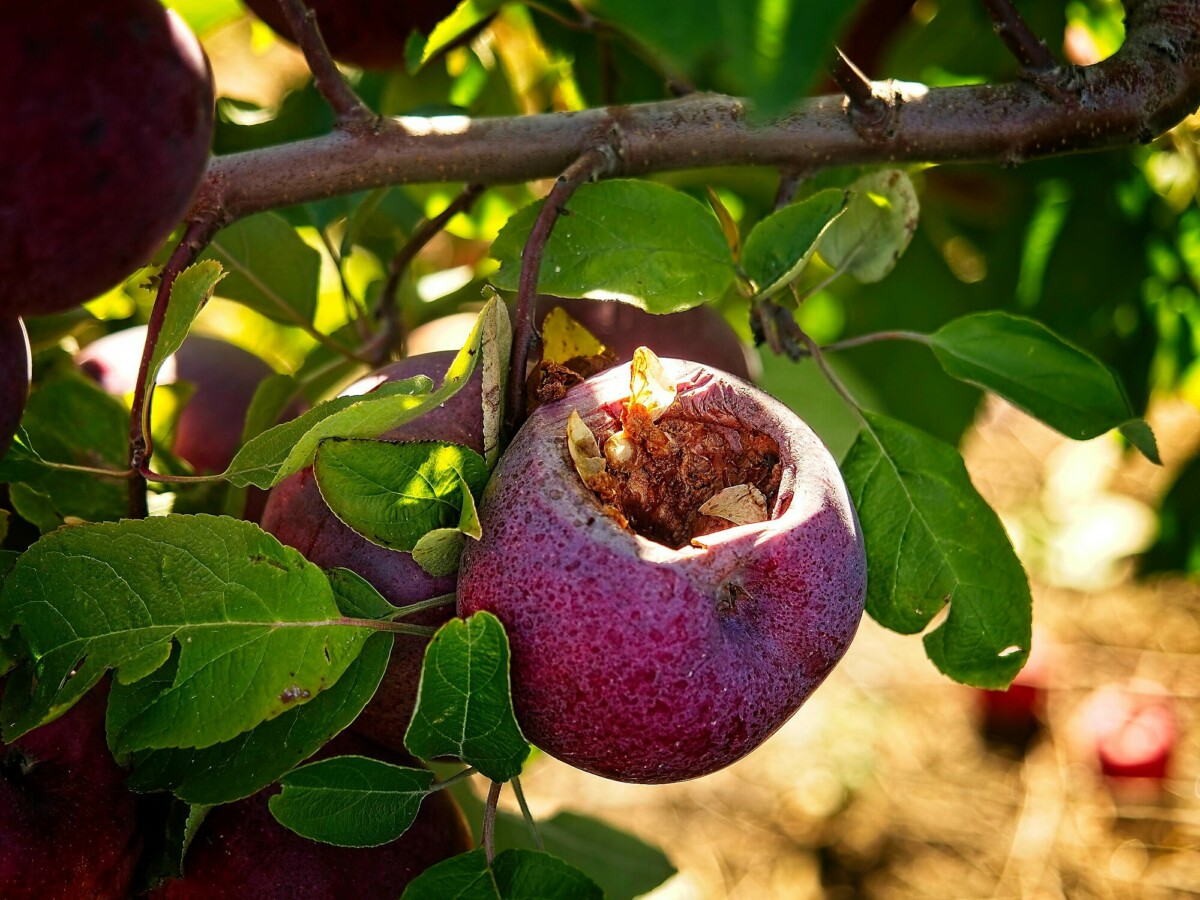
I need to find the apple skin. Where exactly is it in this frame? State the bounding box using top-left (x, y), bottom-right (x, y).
top-left (154, 731), bottom-right (472, 898)
top-left (78, 328), bottom-right (301, 477)
top-left (243, 0), bottom-right (458, 70)
top-left (1, 1), bottom-right (213, 318)
top-left (262, 352), bottom-right (483, 750)
top-left (457, 358), bottom-right (867, 783)
top-left (1079, 683), bottom-right (1177, 784)
top-left (0, 680), bottom-right (143, 899)
top-left (0, 319), bottom-right (31, 456)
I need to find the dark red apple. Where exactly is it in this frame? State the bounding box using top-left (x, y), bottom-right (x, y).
top-left (243, 0), bottom-right (458, 70)
top-left (0, 319), bottom-right (31, 456)
top-left (0, 680), bottom-right (143, 898)
top-left (457, 355), bottom-right (866, 783)
top-left (1, 1), bottom-right (214, 318)
top-left (1078, 683), bottom-right (1177, 785)
top-left (977, 630), bottom-right (1052, 752)
top-left (262, 351), bottom-right (483, 750)
top-left (78, 327), bottom-right (301, 476)
top-left (153, 731), bottom-right (472, 898)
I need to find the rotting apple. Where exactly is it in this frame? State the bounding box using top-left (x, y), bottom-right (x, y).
top-left (153, 730), bottom-right (472, 898)
top-left (1, 1), bottom-right (213, 318)
top-left (457, 350), bottom-right (867, 783)
top-left (78, 327), bottom-right (303, 477)
top-left (0, 679), bottom-right (143, 899)
top-left (0, 319), bottom-right (31, 456)
top-left (243, 0), bottom-right (459, 70)
top-left (262, 351), bottom-right (483, 751)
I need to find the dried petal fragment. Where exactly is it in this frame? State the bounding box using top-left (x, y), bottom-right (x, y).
top-left (699, 483), bottom-right (769, 526)
top-left (567, 409), bottom-right (606, 486)
top-left (629, 346), bottom-right (676, 422)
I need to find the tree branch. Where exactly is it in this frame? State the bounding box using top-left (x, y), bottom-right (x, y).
top-left (981, 0), bottom-right (1057, 71)
top-left (831, 48), bottom-right (892, 142)
top-left (192, 0), bottom-right (1200, 226)
top-left (275, 0), bottom-right (376, 131)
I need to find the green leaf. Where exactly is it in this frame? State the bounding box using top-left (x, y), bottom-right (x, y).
top-left (226, 295), bottom-right (507, 489)
top-left (0, 515), bottom-right (372, 744)
top-left (818, 170), bottom-right (919, 283)
top-left (840, 413), bottom-right (1031, 688)
top-left (405, 612), bottom-right (529, 781)
top-left (402, 848), bottom-right (603, 900)
top-left (202, 213), bottom-right (322, 325)
top-left (742, 189), bottom-right (848, 298)
top-left (268, 755), bottom-right (434, 847)
top-left (125, 631), bottom-right (392, 805)
top-left (930, 312), bottom-right (1158, 462)
top-left (490, 180), bottom-right (735, 313)
top-left (144, 262), bottom-right (225, 419)
top-left (314, 440), bottom-right (489, 554)
top-left (327, 567), bottom-right (402, 620)
top-left (421, 0), bottom-right (503, 65)
top-left (411, 476), bottom-right (482, 578)
top-left (221, 373), bottom-right (305, 517)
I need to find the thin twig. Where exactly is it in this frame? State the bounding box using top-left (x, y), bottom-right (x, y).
top-left (981, 0), bottom-right (1056, 71)
top-left (127, 216), bottom-right (221, 518)
top-left (275, 0), bottom-right (376, 130)
top-left (819, 329), bottom-right (932, 353)
top-left (507, 147), bottom-right (619, 431)
top-left (830, 48), bottom-right (892, 141)
top-left (380, 183), bottom-right (485, 362)
top-left (315, 225), bottom-right (370, 343)
top-left (511, 776), bottom-right (544, 851)
top-left (773, 167), bottom-right (805, 209)
top-left (791, 305), bottom-right (867, 426)
top-left (483, 780), bottom-right (503, 864)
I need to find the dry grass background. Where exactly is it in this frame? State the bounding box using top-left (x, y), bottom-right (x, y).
top-left (509, 396), bottom-right (1200, 899)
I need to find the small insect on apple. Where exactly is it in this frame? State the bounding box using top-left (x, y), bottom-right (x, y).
top-left (459, 347), bottom-right (867, 783)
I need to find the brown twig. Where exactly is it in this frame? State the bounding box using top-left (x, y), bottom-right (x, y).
top-left (193, 0), bottom-right (1200, 223)
top-left (127, 216), bottom-right (221, 517)
top-left (482, 780), bottom-right (502, 864)
top-left (831, 48), bottom-right (893, 142)
top-left (981, 0), bottom-right (1056, 71)
top-left (506, 147), bottom-right (620, 431)
top-left (773, 167), bottom-right (806, 209)
top-left (379, 183), bottom-right (485, 363)
top-left (276, 0), bottom-right (376, 131)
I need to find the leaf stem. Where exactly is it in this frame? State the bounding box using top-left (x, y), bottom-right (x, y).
top-left (34, 460), bottom-right (137, 479)
top-left (427, 766), bottom-right (479, 793)
top-left (388, 593), bottom-right (457, 621)
top-left (507, 147), bottom-right (620, 432)
top-left (511, 776), bottom-right (543, 851)
top-left (338, 617), bottom-right (439, 637)
top-left (483, 780), bottom-right (503, 864)
top-left (795, 324), bottom-right (868, 428)
top-left (381, 183), bottom-right (485, 364)
top-left (820, 330), bottom-right (932, 353)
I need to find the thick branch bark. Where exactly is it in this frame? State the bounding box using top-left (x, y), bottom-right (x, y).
top-left (194, 0), bottom-right (1200, 227)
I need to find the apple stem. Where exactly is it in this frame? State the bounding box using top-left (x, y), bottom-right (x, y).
top-left (829, 49), bottom-right (893, 143)
top-left (127, 215), bottom-right (221, 518)
top-left (511, 776), bottom-right (544, 851)
top-left (275, 0), bottom-right (377, 133)
top-left (506, 147), bottom-right (621, 434)
top-left (982, 0), bottom-right (1056, 71)
top-left (483, 780), bottom-right (503, 864)
top-left (379, 183), bottom-right (486, 365)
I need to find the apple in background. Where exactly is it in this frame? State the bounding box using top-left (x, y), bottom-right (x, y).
top-left (0, 679), bottom-right (143, 899)
top-left (262, 351), bottom-right (483, 751)
top-left (976, 630), bottom-right (1052, 753)
top-left (0, 319), bottom-right (31, 456)
top-left (77, 327), bottom-right (303, 477)
top-left (243, 0), bottom-right (459, 70)
top-left (405, 297), bottom-right (756, 381)
top-left (153, 730), bottom-right (472, 898)
top-left (457, 355), bottom-right (866, 783)
top-left (1, 1), bottom-right (213, 318)
top-left (1077, 682), bottom-right (1178, 788)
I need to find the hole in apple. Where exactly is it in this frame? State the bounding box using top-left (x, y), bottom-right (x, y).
top-left (569, 348), bottom-right (781, 549)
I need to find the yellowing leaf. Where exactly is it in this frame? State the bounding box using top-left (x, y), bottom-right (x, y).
top-left (699, 484), bottom-right (769, 526)
top-left (629, 347), bottom-right (676, 422)
top-left (542, 307), bottom-right (607, 365)
top-left (567, 410), bottom-right (606, 486)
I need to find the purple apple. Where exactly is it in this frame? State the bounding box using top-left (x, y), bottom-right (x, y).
top-left (1, 1), bottom-right (213, 318)
top-left (262, 351), bottom-right (483, 750)
top-left (77, 327), bottom-right (303, 477)
top-left (154, 731), bottom-right (472, 898)
top-left (457, 355), bottom-right (866, 783)
top-left (0, 319), bottom-right (31, 456)
top-left (0, 679), bottom-right (143, 898)
top-left (243, 0), bottom-right (458, 70)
